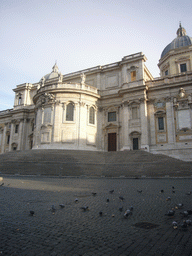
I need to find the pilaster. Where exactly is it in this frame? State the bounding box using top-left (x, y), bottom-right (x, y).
top-left (121, 102), bottom-right (130, 150)
top-left (140, 100), bottom-right (149, 150)
top-left (166, 99), bottom-right (175, 144)
top-left (1, 126), bottom-right (7, 153)
top-left (9, 123), bottom-right (14, 151)
top-left (18, 120), bottom-right (23, 150)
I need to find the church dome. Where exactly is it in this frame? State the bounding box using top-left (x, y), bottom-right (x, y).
top-left (40, 63), bottom-right (60, 82)
top-left (161, 24), bottom-right (192, 59)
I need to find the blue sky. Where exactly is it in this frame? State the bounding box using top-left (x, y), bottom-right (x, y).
top-left (0, 0), bottom-right (192, 111)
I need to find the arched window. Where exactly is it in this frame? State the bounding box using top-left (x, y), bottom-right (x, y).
top-left (66, 103), bottom-right (74, 121)
top-left (89, 107), bottom-right (95, 124)
top-left (18, 94), bottom-right (22, 105)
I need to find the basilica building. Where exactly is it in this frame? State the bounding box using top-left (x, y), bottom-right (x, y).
top-left (0, 24), bottom-right (192, 161)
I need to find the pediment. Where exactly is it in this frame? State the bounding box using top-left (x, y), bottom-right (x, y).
top-left (103, 123), bottom-right (121, 130)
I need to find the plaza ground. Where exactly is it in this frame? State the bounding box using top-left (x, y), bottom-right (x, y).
top-left (1, 175), bottom-right (192, 256)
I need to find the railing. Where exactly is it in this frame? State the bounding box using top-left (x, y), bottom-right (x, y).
top-left (0, 109), bottom-right (13, 115)
top-left (147, 72), bottom-right (192, 87)
top-left (39, 83), bottom-right (98, 94)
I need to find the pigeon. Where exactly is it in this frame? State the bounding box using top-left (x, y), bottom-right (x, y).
top-left (186, 192), bottom-right (191, 195)
top-left (129, 206), bottom-right (134, 211)
top-left (0, 183), bottom-right (4, 186)
top-left (106, 198), bottom-right (109, 202)
top-left (99, 211), bottom-right (103, 216)
top-left (74, 198), bottom-right (78, 203)
top-left (186, 220), bottom-right (192, 226)
top-left (59, 204), bottom-right (65, 208)
top-left (175, 203), bottom-right (183, 209)
top-left (181, 220), bottom-right (188, 229)
top-left (124, 210), bottom-right (132, 218)
top-left (80, 206), bottom-right (89, 211)
top-left (119, 196), bottom-right (125, 201)
top-left (137, 190), bottom-right (142, 193)
top-left (172, 186), bottom-right (175, 189)
top-left (160, 190), bottom-right (164, 193)
top-left (172, 221), bottom-right (178, 229)
top-left (172, 190), bottom-right (175, 193)
top-left (92, 192), bottom-right (97, 196)
top-left (165, 210), bottom-right (175, 216)
top-left (180, 211), bottom-right (189, 217)
top-left (109, 190), bottom-right (114, 194)
top-left (187, 210), bottom-right (192, 215)
top-left (29, 210), bottom-right (35, 216)
top-left (166, 197), bottom-right (171, 201)
top-left (119, 206), bottom-right (123, 212)
top-left (51, 205), bottom-right (56, 212)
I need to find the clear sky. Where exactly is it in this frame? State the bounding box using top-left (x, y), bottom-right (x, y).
top-left (0, 0), bottom-right (192, 111)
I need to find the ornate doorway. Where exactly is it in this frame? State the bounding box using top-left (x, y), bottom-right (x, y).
top-left (108, 133), bottom-right (116, 151)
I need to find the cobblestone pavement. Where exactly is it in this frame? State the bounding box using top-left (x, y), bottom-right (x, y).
top-left (1, 176), bottom-right (192, 256)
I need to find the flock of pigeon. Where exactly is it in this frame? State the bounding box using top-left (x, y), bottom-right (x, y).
top-left (163, 186), bottom-right (192, 230)
top-left (1, 180), bottom-right (191, 231)
top-left (27, 184), bottom-right (192, 231)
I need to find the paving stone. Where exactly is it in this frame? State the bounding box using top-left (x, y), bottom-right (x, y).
top-left (1, 176), bottom-right (192, 255)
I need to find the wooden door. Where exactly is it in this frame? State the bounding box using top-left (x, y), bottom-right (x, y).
top-left (108, 133), bottom-right (116, 151)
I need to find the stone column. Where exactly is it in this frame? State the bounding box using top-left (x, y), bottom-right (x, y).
top-left (18, 120), bottom-right (23, 150)
top-left (9, 122), bottom-right (14, 151)
top-left (78, 101), bottom-right (87, 149)
top-left (96, 73), bottom-right (101, 90)
top-left (53, 102), bottom-right (62, 143)
top-left (21, 118), bottom-right (28, 150)
top-left (121, 102), bottom-right (130, 150)
top-left (140, 100), bottom-right (149, 151)
top-left (166, 100), bottom-right (175, 145)
top-left (33, 108), bottom-right (42, 149)
top-left (148, 103), bottom-right (156, 146)
top-left (1, 125), bottom-right (7, 153)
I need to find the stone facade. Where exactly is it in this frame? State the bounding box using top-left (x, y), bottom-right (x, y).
top-left (0, 25), bottom-right (192, 161)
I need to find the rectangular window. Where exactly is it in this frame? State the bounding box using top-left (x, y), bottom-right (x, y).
top-left (131, 71), bottom-right (136, 81)
top-left (108, 112), bottom-right (116, 122)
top-left (43, 107), bottom-right (52, 124)
top-left (180, 63), bottom-right (187, 73)
top-left (158, 117), bottom-right (164, 130)
top-left (132, 107), bottom-right (138, 119)
top-left (165, 70), bottom-right (168, 76)
top-left (15, 124), bottom-right (19, 133)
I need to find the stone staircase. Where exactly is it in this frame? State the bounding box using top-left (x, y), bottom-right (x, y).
top-left (0, 149), bottom-right (192, 177)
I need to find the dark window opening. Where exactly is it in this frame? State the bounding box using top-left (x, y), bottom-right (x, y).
top-left (18, 96), bottom-right (22, 105)
top-left (89, 107), bottom-right (95, 124)
top-left (180, 63), bottom-right (187, 73)
top-left (158, 117), bottom-right (164, 130)
top-left (108, 112), bottom-right (116, 122)
top-left (66, 103), bottom-right (74, 121)
top-left (15, 124), bottom-right (19, 133)
top-left (7, 135), bottom-right (10, 144)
